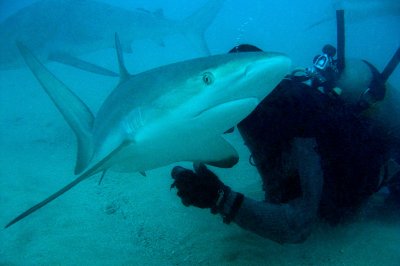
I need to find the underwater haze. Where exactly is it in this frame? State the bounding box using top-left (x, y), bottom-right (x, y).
top-left (1, 0), bottom-right (400, 265)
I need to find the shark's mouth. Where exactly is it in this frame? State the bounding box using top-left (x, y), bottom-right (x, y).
top-left (193, 98), bottom-right (259, 121)
top-left (193, 105), bottom-right (222, 119)
top-left (193, 100), bottom-right (234, 119)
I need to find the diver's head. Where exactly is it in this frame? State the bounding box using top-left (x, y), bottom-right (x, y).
top-left (305, 44), bottom-right (340, 87)
top-left (313, 44), bottom-right (337, 71)
top-left (336, 59), bottom-right (385, 112)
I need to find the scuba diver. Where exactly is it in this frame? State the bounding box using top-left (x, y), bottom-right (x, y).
top-left (170, 42), bottom-right (400, 243)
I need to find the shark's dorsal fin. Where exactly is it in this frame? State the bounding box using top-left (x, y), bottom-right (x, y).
top-left (114, 33), bottom-right (130, 83)
top-left (17, 42), bottom-right (94, 174)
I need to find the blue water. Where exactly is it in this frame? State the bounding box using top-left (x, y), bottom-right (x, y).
top-left (0, 0), bottom-right (399, 265)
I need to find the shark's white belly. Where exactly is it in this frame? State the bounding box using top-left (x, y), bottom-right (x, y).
top-left (103, 98), bottom-right (259, 173)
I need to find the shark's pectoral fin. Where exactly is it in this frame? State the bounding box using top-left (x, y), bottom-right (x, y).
top-left (48, 52), bottom-right (118, 77)
top-left (196, 137), bottom-right (239, 168)
top-left (75, 134), bottom-right (93, 174)
top-left (185, 98), bottom-right (259, 168)
top-left (17, 43), bottom-right (94, 174)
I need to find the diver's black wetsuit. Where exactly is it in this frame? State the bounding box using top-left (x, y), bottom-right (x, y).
top-left (222, 77), bottom-right (395, 243)
top-left (171, 44), bottom-right (400, 244)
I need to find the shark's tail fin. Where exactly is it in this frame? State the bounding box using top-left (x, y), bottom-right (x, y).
top-left (180, 0), bottom-right (225, 55)
top-left (17, 42), bottom-right (94, 174)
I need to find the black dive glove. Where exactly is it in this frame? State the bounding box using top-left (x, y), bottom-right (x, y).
top-left (171, 163), bottom-right (244, 223)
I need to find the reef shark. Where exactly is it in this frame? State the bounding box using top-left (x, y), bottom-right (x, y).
top-left (0, 0), bottom-right (224, 75)
top-left (5, 36), bottom-right (291, 228)
top-left (308, 0), bottom-right (400, 29)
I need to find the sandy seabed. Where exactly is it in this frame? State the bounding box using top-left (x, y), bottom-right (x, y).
top-left (1, 47), bottom-right (399, 266)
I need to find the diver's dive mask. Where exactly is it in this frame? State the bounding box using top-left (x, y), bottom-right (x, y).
top-left (313, 44), bottom-right (337, 71)
top-left (313, 54), bottom-right (331, 70)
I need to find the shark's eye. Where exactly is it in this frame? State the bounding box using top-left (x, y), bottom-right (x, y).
top-left (202, 72), bottom-right (214, 85)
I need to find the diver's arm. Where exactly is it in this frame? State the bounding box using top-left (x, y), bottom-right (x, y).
top-left (171, 138), bottom-right (323, 244)
top-left (226, 138), bottom-right (323, 243)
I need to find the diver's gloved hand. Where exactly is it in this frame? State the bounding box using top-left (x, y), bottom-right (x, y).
top-left (171, 163), bottom-right (230, 214)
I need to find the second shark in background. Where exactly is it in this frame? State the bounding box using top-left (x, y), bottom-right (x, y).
top-left (0, 0), bottom-right (224, 75)
top-left (308, 0), bottom-right (400, 29)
